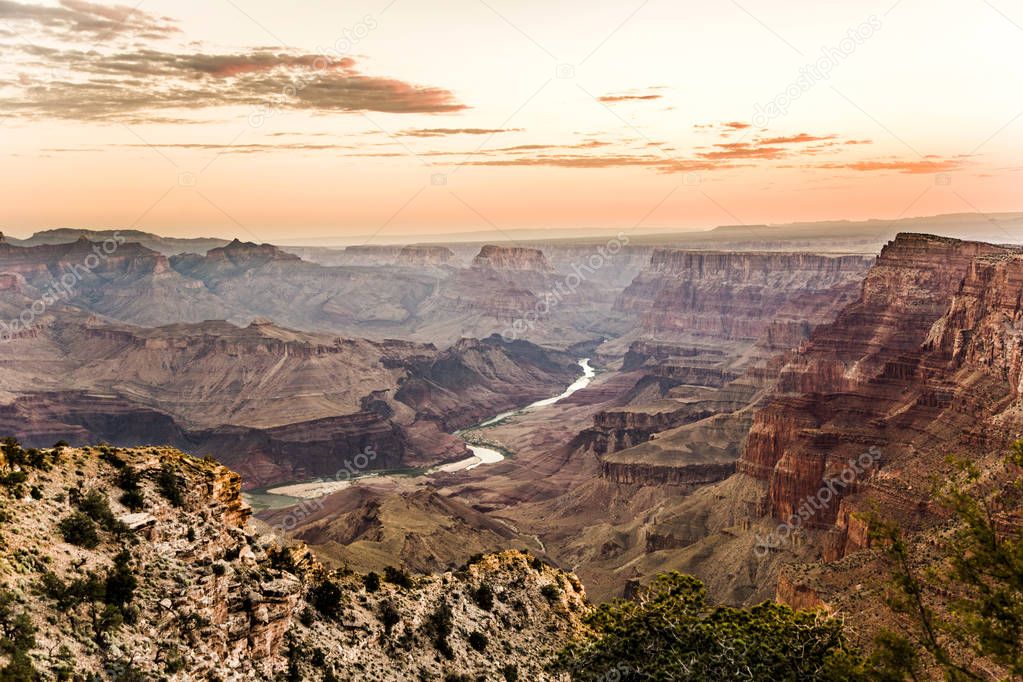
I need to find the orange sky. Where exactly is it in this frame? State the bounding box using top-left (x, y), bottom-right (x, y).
top-left (1, 0), bottom-right (1021, 242)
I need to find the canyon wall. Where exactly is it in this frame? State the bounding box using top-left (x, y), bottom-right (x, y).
top-left (616, 249), bottom-right (872, 344)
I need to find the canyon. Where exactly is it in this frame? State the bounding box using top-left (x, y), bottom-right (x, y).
top-left (1, 217), bottom-right (1022, 672)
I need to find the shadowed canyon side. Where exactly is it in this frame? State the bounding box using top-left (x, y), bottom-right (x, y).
top-left (0, 312), bottom-right (580, 487)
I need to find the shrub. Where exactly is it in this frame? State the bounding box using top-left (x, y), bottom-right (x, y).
top-left (540, 583), bottom-right (561, 603)
top-left (363, 571), bottom-right (381, 593)
top-left (866, 441), bottom-right (1023, 679)
top-left (157, 463), bottom-right (184, 507)
top-left (116, 467), bottom-right (145, 511)
top-left (383, 565), bottom-right (413, 589)
top-left (78, 489), bottom-right (122, 531)
top-left (58, 512), bottom-right (100, 548)
top-left (555, 572), bottom-right (861, 681)
top-left (473, 582), bottom-right (495, 611)
top-left (468, 630), bottom-right (488, 652)
top-left (308, 578), bottom-right (344, 620)
top-left (0, 590), bottom-right (38, 680)
top-left (501, 665), bottom-right (519, 682)
top-left (379, 600), bottom-right (400, 634)
top-left (104, 549), bottom-right (137, 607)
top-left (426, 601), bottom-right (454, 660)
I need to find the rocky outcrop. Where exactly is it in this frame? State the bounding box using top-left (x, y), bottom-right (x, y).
top-left (0, 443), bottom-right (587, 680)
top-left (204, 239), bottom-right (301, 267)
top-left (396, 245), bottom-right (455, 267)
top-left (472, 245), bottom-right (553, 271)
top-left (600, 459), bottom-right (735, 487)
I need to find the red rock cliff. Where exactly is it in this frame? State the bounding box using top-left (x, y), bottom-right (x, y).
top-left (738, 234), bottom-right (1019, 548)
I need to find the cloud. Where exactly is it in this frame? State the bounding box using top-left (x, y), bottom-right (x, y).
top-left (396, 127), bottom-right (522, 137)
top-left (819, 158), bottom-right (967, 174)
top-left (722, 121), bottom-right (751, 130)
top-left (598, 93), bottom-right (663, 103)
top-left (6, 47), bottom-right (467, 120)
top-left (757, 133), bottom-right (838, 145)
top-left (0, 0), bottom-right (179, 40)
top-left (698, 142), bottom-right (787, 160)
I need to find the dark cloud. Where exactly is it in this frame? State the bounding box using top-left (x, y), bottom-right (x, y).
top-left (0, 0), bottom-right (179, 40)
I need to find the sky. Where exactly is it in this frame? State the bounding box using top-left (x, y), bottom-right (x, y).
top-left (1, 0), bottom-right (1021, 243)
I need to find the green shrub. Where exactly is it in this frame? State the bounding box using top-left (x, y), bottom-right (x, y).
top-left (58, 512), bottom-right (100, 548)
top-left (556, 572), bottom-right (861, 681)
top-left (78, 489), bottom-right (122, 531)
top-left (540, 583), bottom-right (561, 603)
top-left (363, 571), bottom-right (381, 593)
top-left (104, 549), bottom-right (137, 607)
top-left (0, 590), bottom-right (38, 680)
top-left (116, 467), bottom-right (145, 511)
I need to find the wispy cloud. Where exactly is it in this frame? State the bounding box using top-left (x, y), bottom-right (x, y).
top-left (395, 127), bottom-right (522, 137)
top-left (6, 46), bottom-right (467, 120)
top-left (0, 0), bottom-right (180, 40)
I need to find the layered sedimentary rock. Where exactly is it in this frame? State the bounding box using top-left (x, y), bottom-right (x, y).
top-left (738, 234), bottom-right (1013, 532)
top-left (396, 244), bottom-right (455, 267)
top-left (0, 317), bottom-right (580, 487)
top-left (616, 249), bottom-right (871, 345)
top-left (472, 245), bottom-right (553, 271)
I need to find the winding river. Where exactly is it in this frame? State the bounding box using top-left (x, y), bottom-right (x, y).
top-left (248, 358), bottom-right (594, 508)
top-left (448, 358), bottom-right (595, 471)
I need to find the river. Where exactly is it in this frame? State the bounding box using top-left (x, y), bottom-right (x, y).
top-left (449, 358), bottom-right (595, 471)
top-left (246, 358), bottom-right (594, 507)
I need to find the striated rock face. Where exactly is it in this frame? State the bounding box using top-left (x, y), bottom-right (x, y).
top-left (472, 245), bottom-right (553, 272)
top-left (0, 444), bottom-right (587, 680)
top-left (600, 459), bottom-right (735, 487)
top-left (396, 244), bottom-right (455, 267)
top-left (0, 318), bottom-right (581, 488)
top-left (738, 234), bottom-right (1019, 539)
top-left (617, 249), bottom-right (871, 344)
